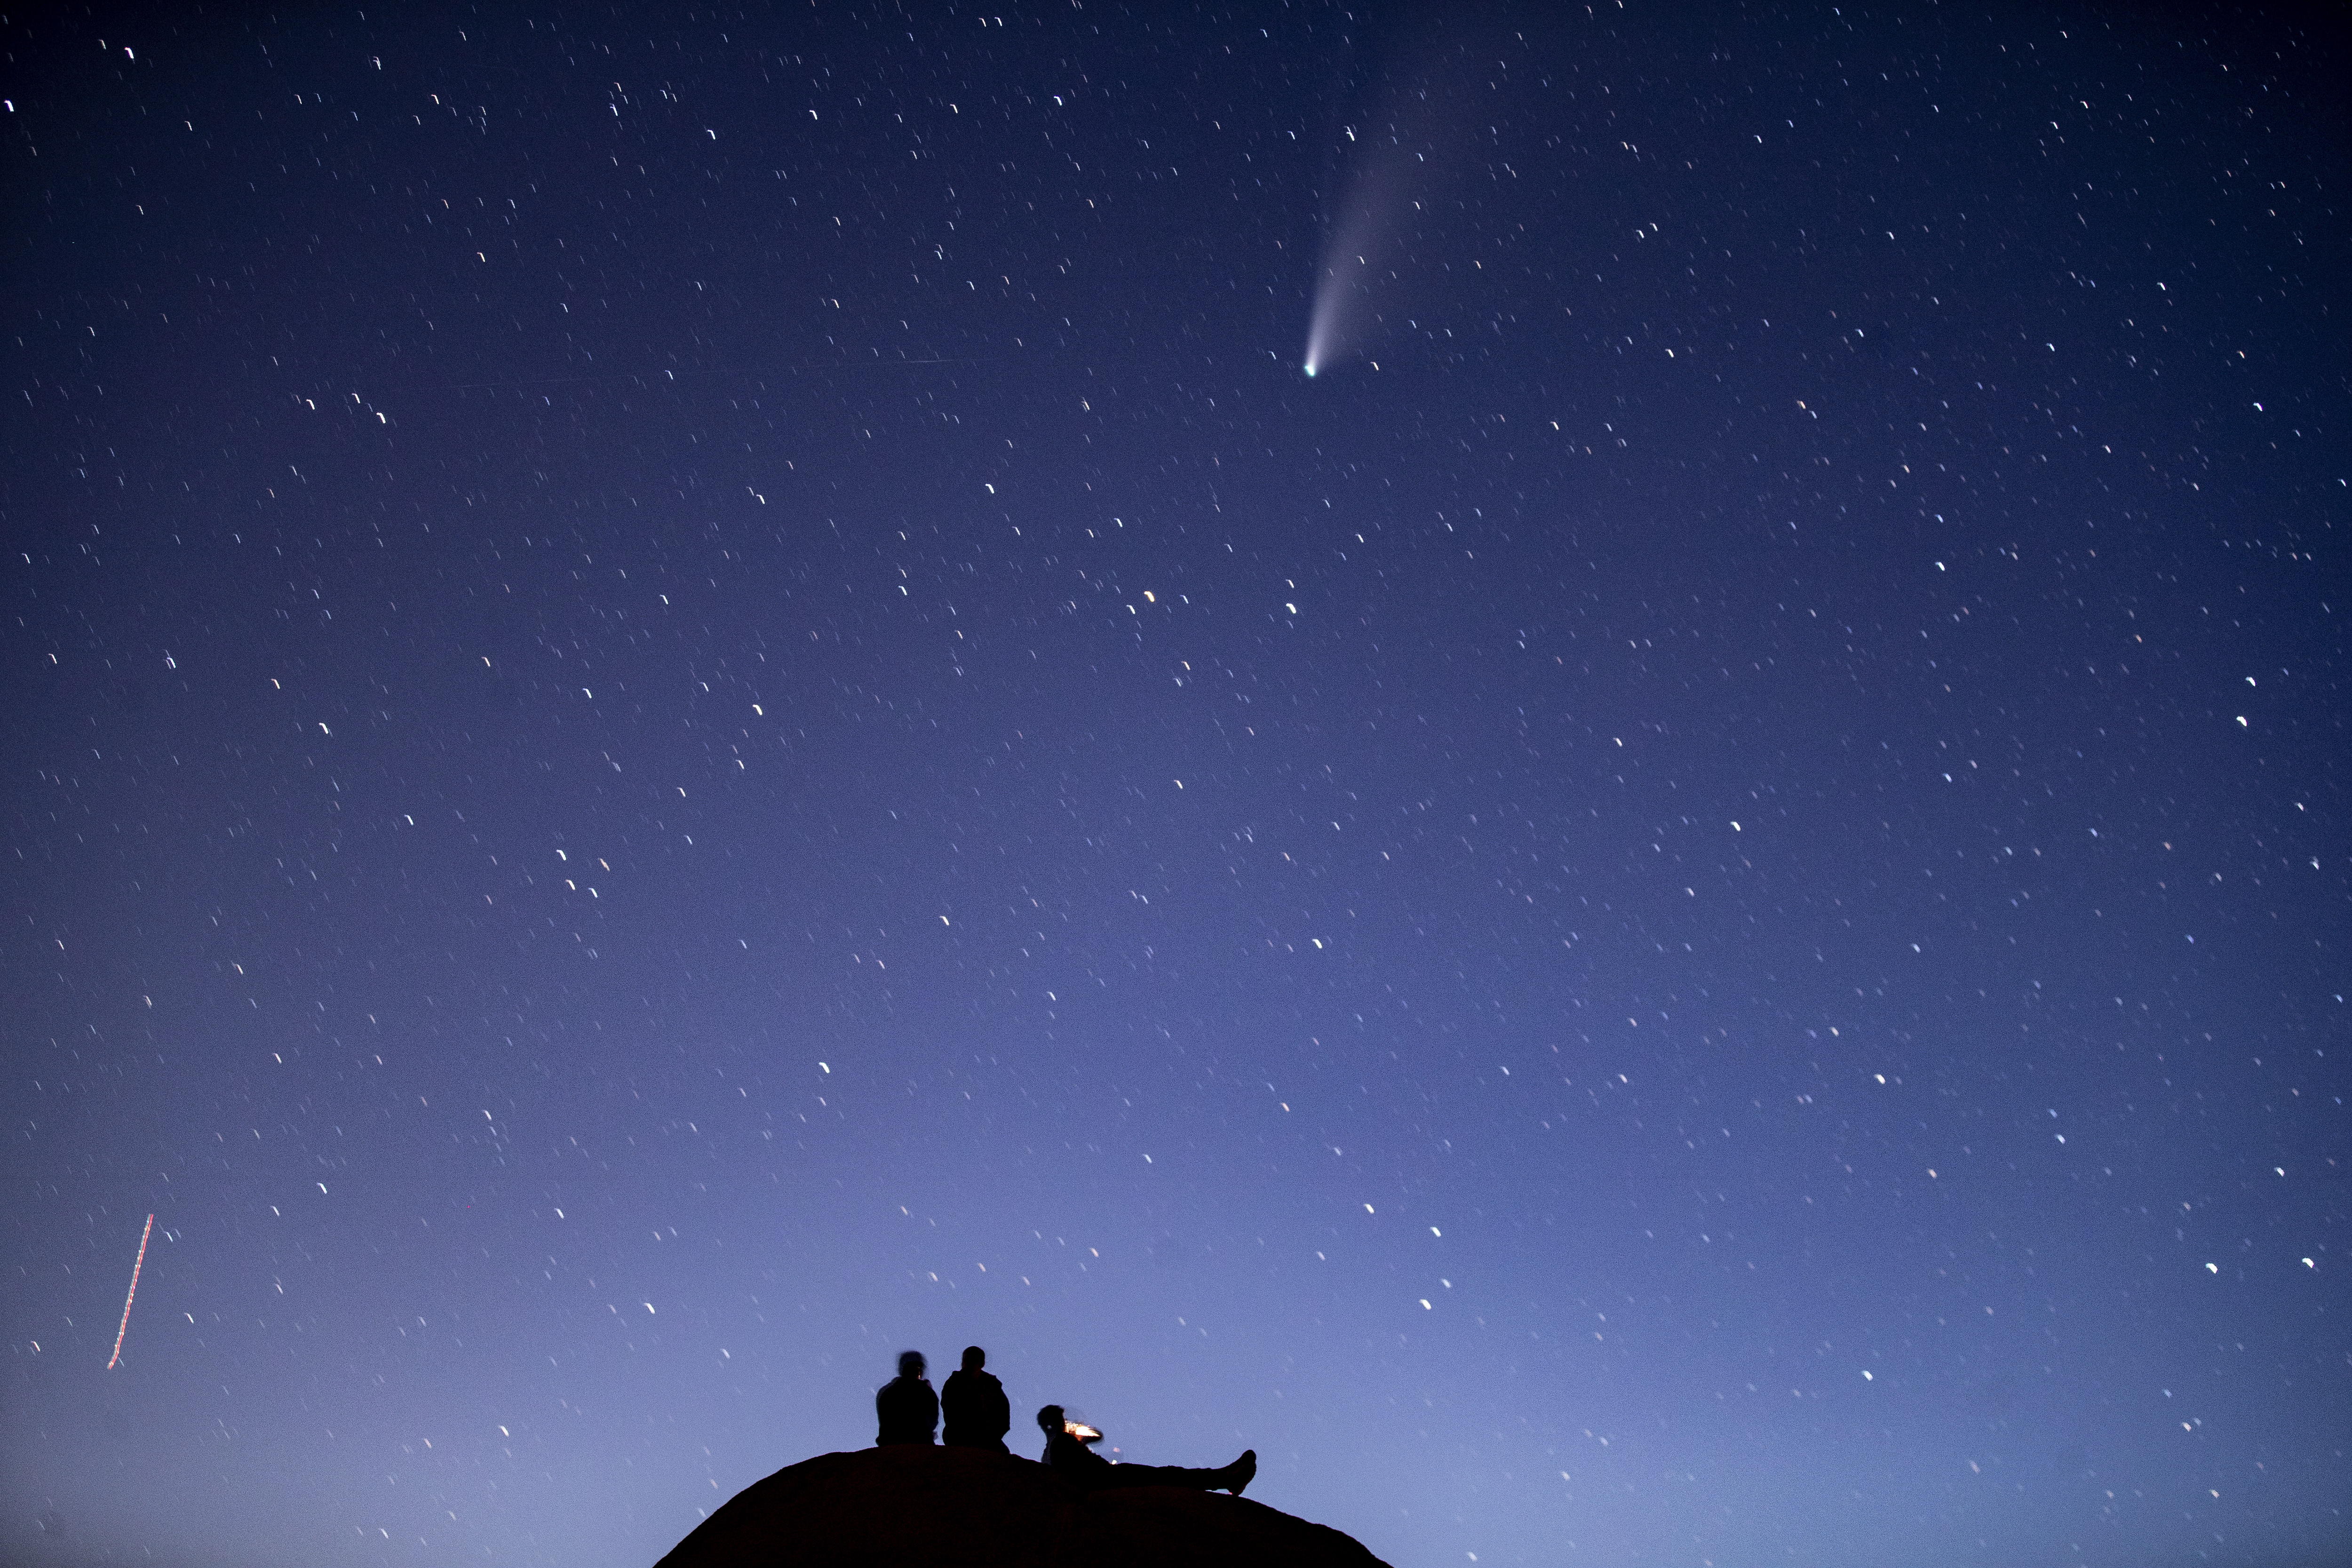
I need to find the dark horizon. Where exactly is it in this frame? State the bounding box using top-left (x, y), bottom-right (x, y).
top-left (4, 3), bottom-right (2345, 1566)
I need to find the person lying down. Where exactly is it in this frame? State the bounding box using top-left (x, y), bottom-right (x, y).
top-left (1033, 1404), bottom-right (1255, 1495)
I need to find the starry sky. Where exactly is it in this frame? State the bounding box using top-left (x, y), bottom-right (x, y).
top-left (4, 4), bottom-right (2346, 1566)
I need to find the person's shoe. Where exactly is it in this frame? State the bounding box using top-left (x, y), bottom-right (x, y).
top-left (1225, 1449), bottom-right (1256, 1496)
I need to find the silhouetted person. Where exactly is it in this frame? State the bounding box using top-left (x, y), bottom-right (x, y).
top-left (1035, 1404), bottom-right (1255, 1495)
top-left (941, 1345), bottom-right (1011, 1450)
top-left (875, 1350), bottom-right (938, 1445)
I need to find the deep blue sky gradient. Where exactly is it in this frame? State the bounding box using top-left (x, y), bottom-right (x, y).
top-left (4, 3), bottom-right (2346, 1565)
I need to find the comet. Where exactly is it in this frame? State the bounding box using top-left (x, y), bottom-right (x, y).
top-left (106, 1214), bottom-right (154, 1370)
top-left (1302, 168), bottom-right (1395, 379)
top-left (1301, 17), bottom-right (1505, 379)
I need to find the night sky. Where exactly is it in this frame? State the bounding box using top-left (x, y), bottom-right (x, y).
top-left (5, 4), bottom-right (2346, 1566)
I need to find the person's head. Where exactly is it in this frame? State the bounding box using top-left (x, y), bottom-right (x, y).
top-left (898, 1350), bottom-right (927, 1379)
top-left (961, 1345), bottom-right (986, 1371)
top-left (1035, 1404), bottom-right (1064, 1434)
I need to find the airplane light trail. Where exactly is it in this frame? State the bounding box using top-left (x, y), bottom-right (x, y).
top-left (106, 1213), bottom-right (154, 1370)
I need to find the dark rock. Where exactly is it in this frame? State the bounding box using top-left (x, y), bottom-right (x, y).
top-left (655, 1444), bottom-right (1393, 1568)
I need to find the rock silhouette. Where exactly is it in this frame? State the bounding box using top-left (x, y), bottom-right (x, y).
top-left (653, 1443), bottom-right (1391, 1568)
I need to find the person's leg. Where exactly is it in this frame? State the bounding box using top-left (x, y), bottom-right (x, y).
top-left (1085, 1463), bottom-right (1224, 1491)
top-left (1084, 1452), bottom-right (1255, 1494)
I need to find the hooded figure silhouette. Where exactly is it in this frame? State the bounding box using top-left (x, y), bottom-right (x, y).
top-left (942, 1346), bottom-right (1011, 1450)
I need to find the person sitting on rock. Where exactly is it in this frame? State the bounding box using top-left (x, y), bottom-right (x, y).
top-left (941, 1345), bottom-right (1011, 1450)
top-left (875, 1350), bottom-right (938, 1445)
top-left (1034, 1404), bottom-right (1255, 1495)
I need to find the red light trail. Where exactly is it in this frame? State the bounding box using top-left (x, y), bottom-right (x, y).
top-left (106, 1214), bottom-right (154, 1371)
